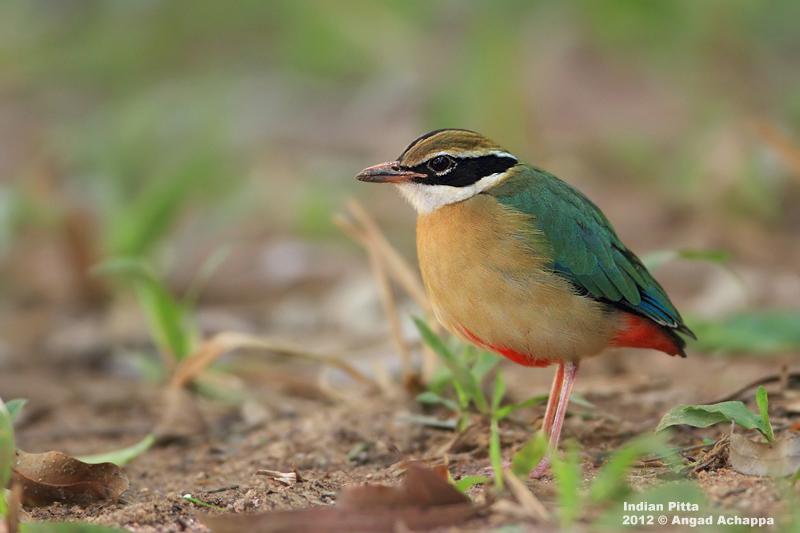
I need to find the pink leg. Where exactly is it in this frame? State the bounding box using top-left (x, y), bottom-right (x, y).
top-left (541, 362), bottom-right (565, 435)
top-left (531, 360), bottom-right (579, 478)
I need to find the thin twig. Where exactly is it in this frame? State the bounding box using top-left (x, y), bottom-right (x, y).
top-left (169, 331), bottom-right (379, 392)
top-left (346, 199), bottom-right (430, 313)
top-left (367, 237), bottom-right (415, 384)
top-left (334, 210), bottom-right (415, 384)
top-left (709, 372), bottom-right (800, 403)
top-left (335, 200), bottom-right (441, 381)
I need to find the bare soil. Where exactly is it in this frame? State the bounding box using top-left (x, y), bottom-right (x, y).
top-left (4, 345), bottom-right (795, 532)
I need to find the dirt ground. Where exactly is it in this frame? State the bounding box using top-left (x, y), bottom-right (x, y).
top-left (4, 341), bottom-right (795, 532)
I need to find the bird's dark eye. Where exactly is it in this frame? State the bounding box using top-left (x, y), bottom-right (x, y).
top-left (427, 155), bottom-right (455, 175)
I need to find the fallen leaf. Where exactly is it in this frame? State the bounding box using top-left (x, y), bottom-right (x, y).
top-left (339, 465), bottom-right (466, 509)
top-left (203, 465), bottom-right (478, 533)
top-left (729, 433), bottom-right (800, 477)
top-left (13, 451), bottom-right (129, 506)
top-left (656, 401), bottom-right (771, 440)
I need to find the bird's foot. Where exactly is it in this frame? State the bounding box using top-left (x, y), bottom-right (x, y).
top-left (529, 457), bottom-right (551, 479)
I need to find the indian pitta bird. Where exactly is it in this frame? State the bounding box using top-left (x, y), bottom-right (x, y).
top-left (355, 129), bottom-right (695, 476)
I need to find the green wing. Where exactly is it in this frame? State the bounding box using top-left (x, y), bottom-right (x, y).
top-left (488, 166), bottom-right (694, 337)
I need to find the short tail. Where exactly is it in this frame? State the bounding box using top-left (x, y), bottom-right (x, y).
top-left (610, 312), bottom-right (693, 358)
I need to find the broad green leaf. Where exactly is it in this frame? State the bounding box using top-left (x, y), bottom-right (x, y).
top-left (589, 433), bottom-right (669, 504)
top-left (77, 434), bottom-right (155, 466)
top-left (755, 386), bottom-right (774, 443)
top-left (414, 318), bottom-right (488, 413)
top-left (5, 398), bottom-right (27, 423)
top-left (511, 431), bottom-right (547, 478)
top-left (551, 442), bottom-right (583, 527)
top-left (688, 310), bottom-right (800, 354)
top-left (656, 400), bottom-right (771, 440)
top-left (489, 418), bottom-right (504, 490)
top-left (453, 475), bottom-right (488, 493)
top-left (21, 523), bottom-right (130, 533)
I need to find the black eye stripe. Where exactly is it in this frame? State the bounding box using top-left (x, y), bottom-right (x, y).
top-left (410, 154), bottom-right (517, 187)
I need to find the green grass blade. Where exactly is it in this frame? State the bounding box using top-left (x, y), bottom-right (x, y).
top-left (415, 391), bottom-right (460, 413)
top-left (755, 386), bottom-right (775, 442)
top-left (511, 431), bottom-right (547, 478)
top-left (551, 442), bottom-right (583, 528)
top-left (491, 370), bottom-right (506, 414)
top-left (95, 258), bottom-right (193, 360)
top-left (413, 317), bottom-right (488, 413)
top-left (182, 493), bottom-right (226, 511)
top-left (642, 248), bottom-right (731, 270)
top-left (5, 399), bottom-right (27, 423)
top-left (470, 351), bottom-right (500, 383)
top-left (688, 310), bottom-right (800, 354)
top-left (589, 433), bottom-right (668, 504)
top-left (77, 434), bottom-right (156, 466)
top-left (453, 475), bottom-right (488, 493)
top-left (0, 398), bottom-right (15, 518)
top-left (489, 418), bottom-right (504, 490)
top-left (495, 394), bottom-right (548, 421)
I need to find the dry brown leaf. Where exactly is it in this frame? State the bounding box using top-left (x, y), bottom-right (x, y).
top-left (13, 450), bottom-right (129, 506)
top-left (203, 465), bottom-right (477, 533)
top-left (729, 432), bottom-right (800, 477)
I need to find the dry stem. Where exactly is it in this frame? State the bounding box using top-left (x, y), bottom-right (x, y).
top-left (169, 331), bottom-right (379, 392)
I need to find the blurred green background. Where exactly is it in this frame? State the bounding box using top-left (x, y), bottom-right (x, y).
top-left (0, 0), bottom-right (798, 316)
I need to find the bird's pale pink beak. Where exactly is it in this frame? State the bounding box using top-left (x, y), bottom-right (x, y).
top-left (355, 161), bottom-right (425, 183)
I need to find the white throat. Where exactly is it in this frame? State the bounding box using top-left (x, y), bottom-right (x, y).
top-left (394, 171), bottom-right (511, 214)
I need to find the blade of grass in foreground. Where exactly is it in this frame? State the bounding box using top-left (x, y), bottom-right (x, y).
top-left (77, 434), bottom-right (156, 466)
top-left (0, 398), bottom-right (15, 518)
top-left (94, 258), bottom-right (193, 360)
top-left (414, 317), bottom-right (489, 413)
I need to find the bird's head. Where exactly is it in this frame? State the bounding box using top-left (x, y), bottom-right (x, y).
top-left (356, 129), bottom-right (519, 214)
